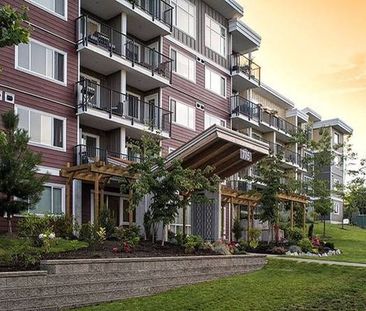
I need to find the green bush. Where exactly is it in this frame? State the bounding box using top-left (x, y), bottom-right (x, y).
top-left (248, 228), bottom-right (261, 249)
top-left (18, 214), bottom-right (49, 240)
top-left (78, 223), bottom-right (105, 248)
top-left (114, 226), bottom-right (141, 253)
top-left (98, 207), bottom-right (116, 239)
top-left (48, 215), bottom-right (75, 239)
top-left (298, 238), bottom-right (313, 253)
top-left (10, 245), bottom-right (43, 270)
top-left (232, 218), bottom-right (242, 241)
top-left (287, 228), bottom-right (304, 244)
top-left (184, 234), bottom-right (203, 253)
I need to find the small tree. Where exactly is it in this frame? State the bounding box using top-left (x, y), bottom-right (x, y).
top-left (0, 111), bottom-right (47, 233)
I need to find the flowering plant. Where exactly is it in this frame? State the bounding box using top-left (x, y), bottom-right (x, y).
top-left (38, 230), bottom-right (56, 253)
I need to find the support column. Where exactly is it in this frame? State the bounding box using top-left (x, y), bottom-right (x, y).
top-left (290, 201), bottom-right (294, 230)
top-left (120, 127), bottom-right (127, 155)
top-left (128, 189), bottom-right (133, 227)
top-left (303, 203), bottom-right (307, 233)
top-left (65, 177), bottom-right (72, 217)
top-left (94, 176), bottom-right (100, 223)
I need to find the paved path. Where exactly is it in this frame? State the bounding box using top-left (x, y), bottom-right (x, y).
top-left (268, 255), bottom-right (366, 268)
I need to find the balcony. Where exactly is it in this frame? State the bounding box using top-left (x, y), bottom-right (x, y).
top-left (81, 0), bottom-right (173, 40)
top-left (74, 144), bottom-right (141, 167)
top-left (225, 180), bottom-right (250, 192)
top-left (269, 143), bottom-right (301, 169)
top-left (261, 110), bottom-right (297, 140)
top-left (76, 15), bottom-right (172, 91)
top-left (76, 79), bottom-right (172, 137)
top-left (203, 0), bottom-right (243, 19)
top-left (231, 95), bottom-right (260, 128)
top-left (229, 19), bottom-right (261, 54)
top-left (231, 54), bottom-right (261, 90)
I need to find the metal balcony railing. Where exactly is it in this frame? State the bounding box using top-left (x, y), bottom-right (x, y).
top-left (74, 144), bottom-right (141, 166)
top-left (76, 15), bottom-right (173, 81)
top-left (268, 143), bottom-right (299, 165)
top-left (76, 79), bottom-right (172, 135)
top-left (231, 53), bottom-right (261, 84)
top-left (225, 180), bottom-right (250, 192)
top-left (261, 110), bottom-right (297, 135)
top-left (231, 95), bottom-right (260, 122)
top-left (129, 0), bottom-right (173, 29)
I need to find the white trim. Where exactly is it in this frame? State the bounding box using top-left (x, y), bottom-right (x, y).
top-left (204, 112), bottom-right (227, 130)
top-left (170, 47), bottom-right (196, 83)
top-left (205, 66), bottom-right (227, 98)
top-left (126, 91), bottom-right (141, 119)
top-left (25, 0), bottom-right (67, 21)
top-left (15, 104), bottom-right (67, 152)
top-left (30, 183), bottom-right (66, 215)
top-left (37, 165), bottom-right (60, 176)
top-left (171, 0), bottom-right (196, 39)
top-left (169, 97), bottom-right (196, 131)
top-left (205, 14), bottom-right (227, 58)
top-left (15, 38), bottom-right (67, 86)
top-left (82, 132), bottom-right (100, 148)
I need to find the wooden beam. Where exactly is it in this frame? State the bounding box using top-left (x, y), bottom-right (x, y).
top-left (94, 176), bottom-right (100, 223)
top-left (303, 203), bottom-right (307, 234)
top-left (190, 145), bottom-right (239, 170)
top-left (290, 201), bottom-right (294, 230)
top-left (182, 139), bottom-right (222, 167)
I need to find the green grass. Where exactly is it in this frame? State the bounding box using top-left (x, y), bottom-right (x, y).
top-left (75, 259), bottom-right (366, 311)
top-left (310, 223), bottom-right (366, 264)
top-left (0, 236), bottom-right (88, 258)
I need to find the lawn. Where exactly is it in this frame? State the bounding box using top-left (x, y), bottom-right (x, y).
top-left (75, 259), bottom-right (366, 311)
top-left (311, 223), bottom-right (366, 264)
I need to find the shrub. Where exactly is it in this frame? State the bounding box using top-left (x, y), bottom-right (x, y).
top-left (10, 245), bottom-right (43, 270)
top-left (115, 226), bottom-right (141, 253)
top-left (248, 228), bottom-right (261, 249)
top-left (271, 246), bottom-right (286, 255)
top-left (18, 214), bottom-right (49, 240)
top-left (48, 215), bottom-right (75, 240)
top-left (212, 240), bottom-right (231, 255)
top-left (232, 218), bottom-right (242, 241)
top-left (99, 207), bottom-right (115, 240)
top-left (288, 245), bottom-right (302, 253)
top-left (78, 223), bottom-right (105, 248)
top-left (298, 238), bottom-right (313, 253)
top-left (175, 232), bottom-right (184, 246)
top-left (184, 234), bottom-right (203, 253)
top-left (308, 223), bottom-right (314, 239)
top-left (287, 228), bottom-right (304, 244)
top-left (323, 241), bottom-right (335, 250)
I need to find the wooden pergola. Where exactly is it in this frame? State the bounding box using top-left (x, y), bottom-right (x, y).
top-left (221, 184), bottom-right (309, 238)
top-left (60, 160), bottom-right (136, 221)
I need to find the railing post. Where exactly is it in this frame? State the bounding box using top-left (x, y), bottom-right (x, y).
top-left (110, 29), bottom-right (113, 57)
top-left (109, 89), bottom-right (112, 119)
top-left (85, 15), bottom-right (88, 47)
top-left (151, 48), bottom-right (155, 76)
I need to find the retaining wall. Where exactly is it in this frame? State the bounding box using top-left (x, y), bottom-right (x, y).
top-left (0, 254), bottom-right (266, 311)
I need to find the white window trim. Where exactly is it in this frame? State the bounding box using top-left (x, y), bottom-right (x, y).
top-left (205, 14), bottom-right (227, 58)
top-left (168, 147), bottom-right (176, 154)
top-left (127, 91), bottom-right (141, 119)
top-left (333, 202), bottom-right (340, 215)
top-left (25, 0), bottom-right (68, 21)
top-left (205, 66), bottom-right (227, 99)
top-left (204, 112), bottom-right (226, 129)
top-left (30, 183), bottom-right (66, 216)
top-left (15, 38), bottom-right (68, 86)
top-left (169, 97), bottom-right (196, 131)
top-left (170, 47), bottom-right (196, 83)
top-left (15, 104), bottom-right (67, 152)
top-left (171, 0), bottom-right (196, 39)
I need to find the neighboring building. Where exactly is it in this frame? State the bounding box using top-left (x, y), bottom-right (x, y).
top-left (0, 1), bottom-right (353, 235)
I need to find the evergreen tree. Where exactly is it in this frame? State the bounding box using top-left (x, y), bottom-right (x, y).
top-left (0, 111), bottom-right (47, 233)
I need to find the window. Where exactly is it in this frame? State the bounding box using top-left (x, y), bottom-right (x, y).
top-left (171, 0), bottom-right (196, 38)
top-left (170, 99), bottom-right (195, 130)
top-left (169, 204), bottom-right (191, 234)
top-left (31, 184), bottom-right (64, 215)
top-left (333, 178), bottom-right (340, 190)
top-left (27, 0), bottom-right (66, 19)
top-left (205, 67), bottom-right (226, 97)
top-left (333, 202), bottom-right (340, 214)
top-left (333, 132), bottom-right (340, 145)
top-left (205, 15), bottom-right (226, 57)
top-left (16, 39), bottom-right (67, 84)
top-left (171, 48), bottom-right (196, 82)
top-left (204, 113), bottom-right (226, 129)
top-left (16, 106), bottom-right (66, 150)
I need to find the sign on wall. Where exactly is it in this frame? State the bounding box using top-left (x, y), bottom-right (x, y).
top-left (240, 148), bottom-right (253, 162)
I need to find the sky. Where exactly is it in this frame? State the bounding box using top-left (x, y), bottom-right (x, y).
top-left (239, 0), bottom-right (366, 160)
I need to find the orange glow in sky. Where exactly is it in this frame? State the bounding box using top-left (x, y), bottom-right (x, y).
top-left (240, 0), bottom-right (366, 159)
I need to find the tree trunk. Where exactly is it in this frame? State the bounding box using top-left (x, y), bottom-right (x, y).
top-left (182, 205), bottom-right (186, 237)
top-left (7, 215), bottom-right (12, 234)
top-left (323, 217), bottom-right (326, 237)
top-left (161, 224), bottom-right (166, 246)
top-left (274, 223), bottom-right (280, 244)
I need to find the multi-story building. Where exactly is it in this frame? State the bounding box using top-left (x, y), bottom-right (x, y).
top-left (0, 0), bottom-right (352, 236)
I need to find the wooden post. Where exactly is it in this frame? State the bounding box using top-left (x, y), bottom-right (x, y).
top-left (247, 204), bottom-right (251, 242)
top-left (129, 189), bottom-right (133, 227)
top-left (230, 197), bottom-right (234, 241)
top-left (94, 176), bottom-right (100, 224)
top-left (290, 201), bottom-right (294, 230)
top-left (65, 177), bottom-right (72, 217)
top-left (303, 203), bottom-right (307, 234)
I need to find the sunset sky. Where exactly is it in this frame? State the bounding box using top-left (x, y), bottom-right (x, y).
top-left (239, 0), bottom-right (366, 160)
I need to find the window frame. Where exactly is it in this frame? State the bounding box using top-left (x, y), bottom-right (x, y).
top-left (205, 14), bottom-right (227, 58)
top-left (29, 183), bottom-right (66, 216)
top-left (15, 105), bottom-right (67, 152)
top-left (333, 201), bottom-right (340, 215)
top-left (333, 132), bottom-right (340, 145)
top-left (25, 0), bottom-right (68, 20)
top-left (169, 97), bottom-right (196, 131)
top-left (170, 47), bottom-right (196, 83)
top-left (171, 0), bottom-right (196, 39)
top-left (15, 38), bottom-right (68, 86)
top-left (205, 66), bottom-right (227, 98)
top-left (204, 112), bottom-right (226, 130)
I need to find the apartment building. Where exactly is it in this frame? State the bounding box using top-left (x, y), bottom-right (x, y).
top-left (0, 0), bottom-right (352, 235)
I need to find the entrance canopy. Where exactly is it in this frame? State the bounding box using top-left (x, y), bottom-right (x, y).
top-left (165, 125), bottom-right (269, 178)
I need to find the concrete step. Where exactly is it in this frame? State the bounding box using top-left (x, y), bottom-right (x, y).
top-left (0, 264), bottom-right (263, 301)
top-left (1, 269), bottom-right (256, 311)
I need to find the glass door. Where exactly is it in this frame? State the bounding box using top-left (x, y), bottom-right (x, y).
top-left (81, 133), bottom-right (100, 163)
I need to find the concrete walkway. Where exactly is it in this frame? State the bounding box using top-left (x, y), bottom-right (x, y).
top-left (269, 255), bottom-right (366, 268)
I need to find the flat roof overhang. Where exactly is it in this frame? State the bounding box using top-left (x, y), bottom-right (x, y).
top-left (165, 125), bottom-right (269, 178)
top-left (203, 0), bottom-right (243, 19)
top-left (229, 19), bottom-right (261, 54)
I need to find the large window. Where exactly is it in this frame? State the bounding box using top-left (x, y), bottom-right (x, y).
top-left (27, 0), bottom-right (66, 19)
top-left (205, 15), bottom-right (226, 57)
top-left (205, 67), bottom-right (226, 97)
top-left (171, 48), bottom-right (196, 82)
top-left (171, 0), bottom-right (196, 38)
top-left (31, 184), bottom-right (64, 215)
top-left (170, 99), bottom-right (195, 130)
top-left (16, 106), bottom-right (66, 150)
top-left (204, 113), bottom-right (226, 129)
top-left (169, 205), bottom-right (191, 234)
top-left (16, 39), bottom-right (67, 85)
